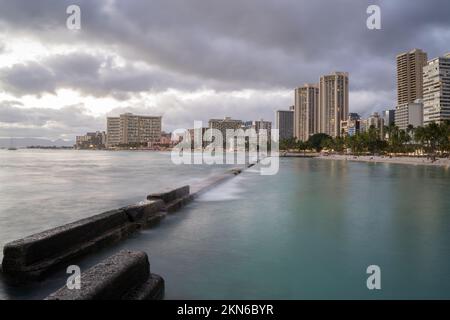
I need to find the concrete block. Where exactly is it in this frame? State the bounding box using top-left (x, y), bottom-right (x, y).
top-left (147, 186), bottom-right (190, 204)
top-left (46, 250), bottom-right (164, 300)
top-left (1, 209), bottom-right (133, 279)
top-left (122, 199), bottom-right (164, 223)
top-left (166, 195), bottom-right (194, 213)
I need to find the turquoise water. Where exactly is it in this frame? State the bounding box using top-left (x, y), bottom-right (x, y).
top-left (1, 151), bottom-right (450, 299)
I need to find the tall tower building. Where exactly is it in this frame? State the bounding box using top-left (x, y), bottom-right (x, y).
top-left (294, 84), bottom-right (319, 141)
top-left (396, 49), bottom-right (428, 105)
top-left (423, 54), bottom-right (450, 125)
top-left (319, 72), bottom-right (349, 138)
top-left (275, 108), bottom-right (294, 140)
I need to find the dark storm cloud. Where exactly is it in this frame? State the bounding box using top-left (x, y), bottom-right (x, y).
top-left (0, 52), bottom-right (205, 97)
top-left (1, 0), bottom-right (449, 92)
top-left (0, 0), bottom-right (449, 138)
top-left (0, 62), bottom-right (57, 96)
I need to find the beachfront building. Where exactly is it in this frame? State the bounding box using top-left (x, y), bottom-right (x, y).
top-left (208, 117), bottom-right (243, 146)
top-left (187, 127), bottom-right (208, 148)
top-left (208, 117), bottom-right (243, 136)
top-left (395, 100), bottom-right (423, 131)
top-left (319, 72), bottom-right (349, 138)
top-left (382, 109), bottom-right (396, 127)
top-left (243, 119), bottom-right (272, 141)
top-left (423, 53), bottom-right (450, 125)
top-left (248, 119), bottom-right (272, 133)
top-left (106, 113), bottom-right (162, 148)
top-left (159, 132), bottom-right (173, 145)
top-left (365, 112), bottom-right (385, 138)
top-left (340, 113), bottom-right (361, 137)
top-left (294, 84), bottom-right (319, 141)
top-left (106, 117), bottom-right (121, 147)
top-left (275, 107), bottom-right (294, 140)
top-left (396, 49), bottom-right (428, 106)
top-left (75, 131), bottom-right (106, 149)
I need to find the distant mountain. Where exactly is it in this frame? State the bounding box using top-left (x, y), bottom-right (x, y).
top-left (0, 138), bottom-right (75, 148)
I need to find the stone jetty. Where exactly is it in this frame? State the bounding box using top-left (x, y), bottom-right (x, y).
top-left (0, 164), bottom-right (256, 299)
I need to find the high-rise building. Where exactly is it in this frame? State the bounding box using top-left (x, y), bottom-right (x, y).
top-left (207, 117), bottom-right (243, 149)
top-left (395, 100), bottom-right (423, 131)
top-left (340, 113), bottom-right (361, 137)
top-left (423, 53), bottom-right (450, 125)
top-left (208, 117), bottom-right (243, 139)
top-left (365, 112), bottom-right (385, 138)
top-left (243, 119), bottom-right (272, 134)
top-left (382, 109), bottom-right (396, 127)
top-left (106, 113), bottom-right (162, 148)
top-left (276, 108), bottom-right (294, 140)
top-left (294, 84), bottom-right (319, 141)
top-left (106, 117), bottom-right (121, 147)
top-left (319, 72), bottom-right (349, 138)
top-left (396, 49), bottom-right (428, 105)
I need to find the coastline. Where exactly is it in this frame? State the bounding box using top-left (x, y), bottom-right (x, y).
top-left (317, 154), bottom-right (450, 168)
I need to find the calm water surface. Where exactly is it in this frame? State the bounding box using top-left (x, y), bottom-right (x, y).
top-left (1, 150), bottom-right (450, 299)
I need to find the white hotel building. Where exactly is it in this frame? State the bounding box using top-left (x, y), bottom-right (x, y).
top-left (423, 54), bottom-right (450, 125)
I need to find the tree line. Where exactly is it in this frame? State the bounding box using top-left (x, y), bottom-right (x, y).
top-left (281, 121), bottom-right (450, 158)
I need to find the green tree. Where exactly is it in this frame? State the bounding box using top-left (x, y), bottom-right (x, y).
top-left (308, 133), bottom-right (332, 152)
top-left (296, 140), bottom-right (309, 155)
top-left (280, 137), bottom-right (297, 151)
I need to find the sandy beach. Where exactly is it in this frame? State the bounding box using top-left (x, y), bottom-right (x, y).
top-left (318, 154), bottom-right (450, 168)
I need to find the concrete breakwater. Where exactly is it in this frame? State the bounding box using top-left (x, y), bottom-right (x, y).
top-left (0, 199), bottom-right (164, 281)
top-left (46, 250), bottom-right (164, 300)
top-left (0, 164), bottom-right (253, 298)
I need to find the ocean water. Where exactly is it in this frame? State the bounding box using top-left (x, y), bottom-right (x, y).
top-left (1, 150), bottom-right (450, 299)
top-left (0, 150), bottom-right (231, 260)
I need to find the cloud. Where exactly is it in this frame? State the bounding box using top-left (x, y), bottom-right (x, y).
top-left (0, 52), bottom-right (207, 98)
top-left (0, 89), bottom-right (291, 139)
top-left (0, 0), bottom-right (449, 138)
top-left (2, 0), bottom-right (449, 90)
top-left (107, 89), bottom-right (291, 131)
top-left (0, 102), bottom-right (104, 139)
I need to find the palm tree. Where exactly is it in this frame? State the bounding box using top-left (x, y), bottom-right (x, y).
top-left (436, 121), bottom-right (450, 155)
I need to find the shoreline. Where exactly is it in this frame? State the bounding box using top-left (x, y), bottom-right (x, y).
top-left (317, 154), bottom-right (450, 168)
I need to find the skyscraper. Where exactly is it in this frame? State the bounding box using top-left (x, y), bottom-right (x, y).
top-left (319, 72), bottom-right (349, 138)
top-left (396, 49), bottom-right (428, 105)
top-left (294, 84), bottom-right (319, 141)
top-left (382, 109), bottom-right (396, 127)
top-left (106, 117), bottom-right (121, 147)
top-left (423, 53), bottom-right (450, 125)
top-left (395, 100), bottom-right (423, 130)
top-left (276, 108), bottom-right (294, 140)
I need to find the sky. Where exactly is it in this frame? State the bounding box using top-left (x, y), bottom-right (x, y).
top-left (0, 0), bottom-right (449, 140)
